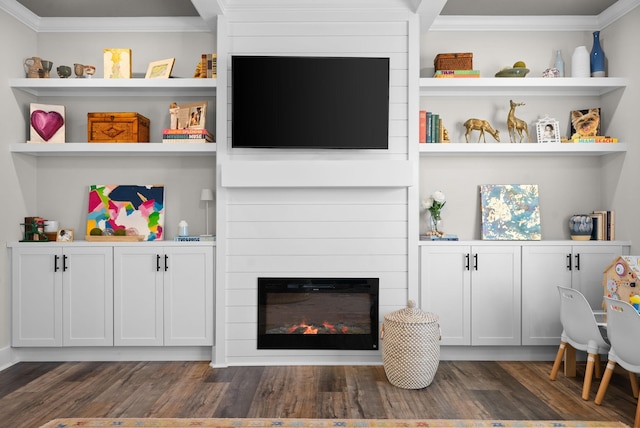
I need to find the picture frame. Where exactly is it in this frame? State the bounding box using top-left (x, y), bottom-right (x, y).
top-left (145, 58), bottom-right (175, 79)
top-left (103, 48), bottom-right (132, 79)
top-left (175, 101), bottom-right (207, 130)
top-left (536, 117), bottom-right (560, 143)
top-left (56, 228), bottom-right (74, 242)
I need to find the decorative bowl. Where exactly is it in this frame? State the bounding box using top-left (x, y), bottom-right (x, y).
top-left (495, 67), bottom-right (530, 78)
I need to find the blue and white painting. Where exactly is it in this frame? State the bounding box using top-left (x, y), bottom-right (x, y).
top-left (480, 184), bottom-right (541, 240)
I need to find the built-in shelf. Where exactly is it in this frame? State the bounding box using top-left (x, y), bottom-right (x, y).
top-left (419, 143), bottom-right (627, 156)
top-left (9, 77), bottom-right (216, 97)
top-left (419, 77), bottom-right (628, 97)
top-left (10, 143), bottom-right (216, 157)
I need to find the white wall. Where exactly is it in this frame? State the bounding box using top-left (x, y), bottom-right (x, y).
top-left (0, 9), bottom-right (37, 364)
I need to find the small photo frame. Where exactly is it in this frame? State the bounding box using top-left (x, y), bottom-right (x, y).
top-left (145, 58), bottom-right (175, 79)
top-left (536, 117), bottom-right (560, 143)
top-left (56, 228), bottom-right (74, 242)
top-left (175, 101), bottom-right (207, 130)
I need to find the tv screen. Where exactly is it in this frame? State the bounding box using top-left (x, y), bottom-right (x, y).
top-left (231, 56), bottom-right (389, 149)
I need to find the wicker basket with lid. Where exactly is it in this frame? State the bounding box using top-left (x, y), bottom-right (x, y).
top-left (381, 300), bottom-right (440, 389)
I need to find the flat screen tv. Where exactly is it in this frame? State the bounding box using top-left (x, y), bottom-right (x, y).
top-left (231, 55), bottom-right (389, 149)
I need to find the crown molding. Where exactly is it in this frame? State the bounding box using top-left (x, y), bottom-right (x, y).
top-left (33, 16), bottom-right (212, 33)
top-left (428, 15), bottom-right (599, 32)
top-left (597, 0), bottom-right (640, 28)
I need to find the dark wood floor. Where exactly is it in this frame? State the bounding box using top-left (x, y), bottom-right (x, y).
top-left (0, 360), bottom-right (636, 427)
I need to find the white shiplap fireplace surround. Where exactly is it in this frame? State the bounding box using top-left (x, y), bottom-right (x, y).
top-left (213, 11), bottom-right (417, 366)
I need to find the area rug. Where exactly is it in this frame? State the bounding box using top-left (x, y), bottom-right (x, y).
top-left (39, 418), bottom-right (630, 428)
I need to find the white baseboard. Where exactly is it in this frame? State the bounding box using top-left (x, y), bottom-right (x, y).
top-left (0, 345), bottom-right (18, 372)
top-left (13, 346), bottom-right (212, 362)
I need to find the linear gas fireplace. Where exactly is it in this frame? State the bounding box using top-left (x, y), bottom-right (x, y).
top-left (257, 277), bottom-right (379, 350)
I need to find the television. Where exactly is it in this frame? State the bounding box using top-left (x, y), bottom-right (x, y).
top-left (231, 56), bottom-right (390, 149)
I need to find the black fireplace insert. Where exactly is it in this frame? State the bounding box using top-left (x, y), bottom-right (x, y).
top-left (257, 277), bottom-right (379, 350)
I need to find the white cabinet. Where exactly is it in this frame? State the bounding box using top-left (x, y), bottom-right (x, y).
top-left (12, 245), bottom-right (113, 347)
top-left (113, 245), bottom-right (214, 346)
top-left (420, 243), bottom-right (521, 346)
top-left (521, 243), bottom-right (627, 346)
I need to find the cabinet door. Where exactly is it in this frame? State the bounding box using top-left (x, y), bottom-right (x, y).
top-left (114, 247), bottom-right (163, 346)
top-left (12, 247), bottom-right (62, 347)
top-left (420, 245), bottom-right (471, 345)
top-left (62, 247), bottom-right (113, 346)
top-left (521, 245), bottom-right (572, 346)
top-left (572, 245), bottom-right (624, 310)
top-left (471, 246), bottom-right (521, 346)
top-left (163, 247), bottom-right (214, 346)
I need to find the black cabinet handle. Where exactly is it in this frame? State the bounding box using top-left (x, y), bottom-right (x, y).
top-left (62, 255), bottom-right (68, 271)
top-left (575, 253), bottom-right (581, 270)
top-left (164, 254), bottom-right (169, 271)
top-left (156, 254), bottom-right (161, 271)
top-left (473, 253), bottom-right (478, 271)
top-left (465, 253), bottom-right (470, 271)
top-left (566, 254), bottom-right (572, 271)
top-left (54, 255), bottom-right (60, 272)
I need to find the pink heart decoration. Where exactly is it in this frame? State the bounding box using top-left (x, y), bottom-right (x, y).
top-left (31, 110), bottom-right (64, 141)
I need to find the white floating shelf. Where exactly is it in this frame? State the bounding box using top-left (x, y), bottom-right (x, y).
top-left (10, 143), bottom-right (217, 157)
top-left (419, 143), bottom-right (626, 156)
top-left (419, 77), bottom-right (628, 97)
top-left (9, 77), bottom-right (216, 97)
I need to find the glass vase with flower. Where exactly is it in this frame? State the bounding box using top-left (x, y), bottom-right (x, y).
top-left (422, 190), bottom-right (446, 237)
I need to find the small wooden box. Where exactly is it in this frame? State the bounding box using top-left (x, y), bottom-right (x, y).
top-left (87, 112), bottom-right (150, 143)
top-left (434, 52), bottom-right (473, 71)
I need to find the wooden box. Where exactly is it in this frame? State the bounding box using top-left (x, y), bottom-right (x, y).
top-left (87, 112), bottom-right (150, 143)
top-left (434, 52), bottom-right (473, 71)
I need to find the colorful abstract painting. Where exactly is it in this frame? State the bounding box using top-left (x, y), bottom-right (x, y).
top-left (87, 185), bottom-right (164, 241)
top-left (480, 184), bottom-right (541, 240)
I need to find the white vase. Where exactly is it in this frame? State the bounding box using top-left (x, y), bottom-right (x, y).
top-left (571, 46), bottom-right (590, 78)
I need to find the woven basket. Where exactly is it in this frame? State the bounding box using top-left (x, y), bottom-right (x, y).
top-left (434, 52), bottom-right (473, 71)
top-left (381, 300), bottom-right (440, 389)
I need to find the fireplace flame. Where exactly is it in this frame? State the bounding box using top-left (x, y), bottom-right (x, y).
top-left (285, 321), bottom-right (349, 335)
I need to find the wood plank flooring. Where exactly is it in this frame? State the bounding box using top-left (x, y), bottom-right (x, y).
top-left (0, 361), bottom-right (636, 427)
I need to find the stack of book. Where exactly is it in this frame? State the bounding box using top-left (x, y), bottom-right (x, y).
top-left (162, 128), bottom-right (215, 144)
top-left (571, 136), bottom-right (618, 143)
top-left (434, 70), bottom-right (480, 78)
top-left (199, 53), bottom-right (217, 78)
top-left (590, 210), bottom-right (615, 240)
top-left (419, 110), bottom-right (446, 143)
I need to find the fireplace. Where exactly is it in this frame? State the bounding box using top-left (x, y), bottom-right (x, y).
top-left (257, 277), bottom-right (379, 350)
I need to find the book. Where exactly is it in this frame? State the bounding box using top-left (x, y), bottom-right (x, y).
top-left (426, 112), bottom-right (433, 143)
top-left (174, 235), bottom-right (216, 242)
top-left (572, 136), bottom-right (618, 143)
top-left (419, 110), bottom-right (427, 144)
top-left (163, 137), bottom-right (214, 144)
top-left (431, 114), bottom-right (439, 143)
top-left (589, 213), bottom-right (604, 240)
top-left (163, 128), bottom-right (214, 139)
top-left (592, 210), bottom-right (615, 240)
top-left (434, 69), bottom-right (480, 78)
top-left (420, 234), bottom-right (459, 241)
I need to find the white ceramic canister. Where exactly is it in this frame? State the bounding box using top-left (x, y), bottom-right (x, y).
top-left (571, 46), bottom-right (590, 78)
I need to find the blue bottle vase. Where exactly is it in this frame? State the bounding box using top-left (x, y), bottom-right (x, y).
top-left (590, 31), bottom-right (605, 77)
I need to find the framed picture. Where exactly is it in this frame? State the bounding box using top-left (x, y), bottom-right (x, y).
top-left (570, 107), bottom-right (601, 139)
top-left (145, 58), bottom-right (175, 79)
top-left (56, 228), bottom-right (74, 242)
top-left (536, 117), bottom-right (560, 143)
top-left (103, 48), bottom-right (132, 79)
top-left (175, 101), bottom-right (207, 130)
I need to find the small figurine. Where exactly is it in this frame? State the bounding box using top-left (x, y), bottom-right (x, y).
top-left (507, 100), bottom-right (531, 143)
top-left (463, 119), bottom-right (500, 143)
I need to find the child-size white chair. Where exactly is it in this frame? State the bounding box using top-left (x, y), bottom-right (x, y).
top-left (594, 297), bottom-right (640, 428)
top-left (549, 286), bottom-right (610, 401)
